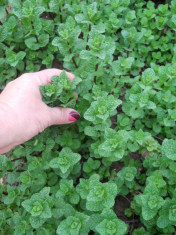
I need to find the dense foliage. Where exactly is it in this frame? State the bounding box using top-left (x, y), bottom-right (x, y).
top-left (0, 0), bottom-right (176, 234)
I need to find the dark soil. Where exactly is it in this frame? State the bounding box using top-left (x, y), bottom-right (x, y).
top-left (114, 195), bottom-right (142, 235)
top-left (52, 58), bottom-right (64, 70)
top-left (110, 148), bottom-right (145, 234)
top-left (110, 158), bottom-right (143, 234)
top-left (110, 115), bottom-right (117, 129)
top-left (147, 0), bottom-right (168, 8)
top-left (40, 12), bottom-right (57, 21)
top-left (114, 194), bottom-right (143, 234)
top-left (40, 57), bottom-right (64, 71)
top-left (110, 160), bottom-right (124, 174)
top-left (129, 152), bottom-right (143, 161)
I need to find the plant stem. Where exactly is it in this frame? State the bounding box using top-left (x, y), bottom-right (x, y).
top-left (2, 42), bottom-right (10, 48)
top-left (31, 21), bottom-right (39, 43)
top-left (59, 7), bottom-right (63, 23)
top-left (69, 49), bottom-right (78, 68)
top-left (67, 41), bottom-right (78, 68)
top-left (11, 157), bottom-right (26, 162)
top-left (72, 57), bottom-right (78, 68)
top-left (5, 8), bottom-right (8, 16)
top-left (86, 24), bottom-right (91, 50)
top-left (94, 63), bottom-right (98, 83)
top-left (112, 76), bottom-right (120, 95)
top-left (0, 170), bottom-right (24, 172)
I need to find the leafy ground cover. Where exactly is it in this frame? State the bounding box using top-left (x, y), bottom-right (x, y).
top-left (1, 0), bottom-right (176, 234)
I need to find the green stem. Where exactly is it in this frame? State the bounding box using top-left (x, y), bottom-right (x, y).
top-left (2, 42), bottom-right (10, 48)
top-left (59, 7), bottom-right (63, 23)
top-left (31, 21), bottom-right (39, 43)
top-left (67, 42), bottom-right (78, 68)
top-left (86, 24), bottom-right (91, 50)
top-left (11, 157), bottom-right (26, 162)
top-left (94, 63), bottom-right (98, 83)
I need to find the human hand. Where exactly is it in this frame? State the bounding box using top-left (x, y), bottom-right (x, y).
top-left (0, 69), bottom-right (80, 154)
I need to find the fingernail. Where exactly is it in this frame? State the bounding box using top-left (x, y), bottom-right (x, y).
top-left (69, 111), bottom-right (80, 122)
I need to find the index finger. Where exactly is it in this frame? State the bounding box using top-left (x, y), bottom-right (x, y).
top-left (27, 69), bottom-right (75, 86)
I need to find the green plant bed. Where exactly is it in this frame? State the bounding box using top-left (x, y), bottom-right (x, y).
top-left (1, 0), bottom-right (176, 234)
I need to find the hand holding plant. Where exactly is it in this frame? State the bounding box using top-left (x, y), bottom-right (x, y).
top-left (0, 69), bottom-right (80, 154)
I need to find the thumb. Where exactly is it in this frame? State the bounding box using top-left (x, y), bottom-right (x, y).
top-left (47, 107), bottom-right (80, 125)
top-left (0, 144), bottom-right (15, 154)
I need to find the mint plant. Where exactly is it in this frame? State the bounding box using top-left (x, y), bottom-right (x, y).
top-left (49, 147), bottom-right (81, 179)
top-left (1, 0), bottom-right (176, 234)
top-left (22, 187), bottom-right (53, 229)
top-left (132, 183), bottom-right (165, 221)
top-left (77, 174), bottom-right (117, 212)
top-left (98, 128), bottom-right (129, 161)
top-left (90, 209), bottom-right (128, 235)
top-left (56, 179), bottom-right (80, 205)
top-left (84, 95), bottom-right (121, 124)
top-left (57, 210), bottom-right (90, 235)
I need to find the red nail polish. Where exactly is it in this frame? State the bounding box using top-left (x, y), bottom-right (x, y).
top-left (69, 111), bottom-right (80, 122)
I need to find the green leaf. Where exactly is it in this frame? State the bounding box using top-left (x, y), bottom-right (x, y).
top-left (6, 50), bottom-right (26, 67)
top-left (25, 34), bottom-right (49, 50)
top-left (49, 147), bottom-right (81, 174)
top-left (132, 227), bottom-right (150, 235)
top-left (30, 216), bottom-right (46, 229)
top-left (141, 68), bottom-right (157, 85)
top-left (169, 205), bottom-right (176, 222)
top-left (0, 25), bottom-right (7, 42)
top-left (95, 209), bottom-right (128, 235)
top-left (162, 139), bottom-right (176, 160)
top-left (157, 215), bottom-right (170, 229)
top-left (56, 212), bottom-right (90, 235)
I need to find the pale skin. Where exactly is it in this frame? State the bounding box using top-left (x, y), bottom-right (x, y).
top-left (0, 69), bottom-right (80, 154)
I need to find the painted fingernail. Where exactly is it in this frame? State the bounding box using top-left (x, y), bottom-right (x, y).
top-left (69, 111), bottom-right (80, 122)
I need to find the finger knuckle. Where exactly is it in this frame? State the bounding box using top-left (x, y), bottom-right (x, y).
top-left (6, 80), bottom-right (14, 88)
top-left (20, 73), bottom-right (31, 79)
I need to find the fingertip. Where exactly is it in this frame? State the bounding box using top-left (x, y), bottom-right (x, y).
top-left (69, 111), bottom-right (80, 122)
top-left (74, 92), bottom-right (78, 100)
top-left (51, 68), bottom-right (75, 81)
top-left (48, 107), bottom-right (80, 125)
top-left (30, 69), bottom-right (75, 86)
top-left (65, 71), bottom-right (75, 81)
